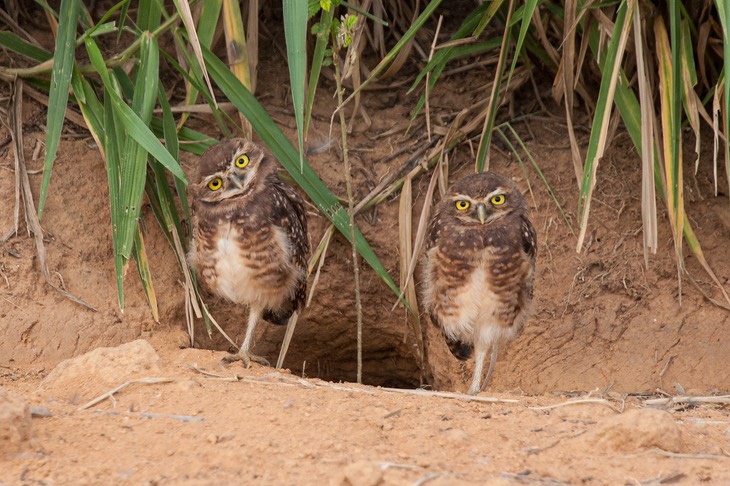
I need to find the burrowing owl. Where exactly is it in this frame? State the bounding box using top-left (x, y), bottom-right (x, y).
top-left (187, 138), bottom-right (309, 367)
top-left (422, 172), bottom-right (536, 394)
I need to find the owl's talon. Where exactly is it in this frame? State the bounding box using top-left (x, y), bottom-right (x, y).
top-left (222, 351), bottom-right (270, 368)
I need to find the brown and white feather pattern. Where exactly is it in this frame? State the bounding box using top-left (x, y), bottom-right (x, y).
top-left (188, 138), bottom-right (309, 326)
top-left (422, 171), bottom-right (536, 392)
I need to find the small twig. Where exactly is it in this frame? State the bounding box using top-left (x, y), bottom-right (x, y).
top-left (413, 473), bottom-right (442, 486)
top-left (529, 398), bottom-right (621, 413)
top-left (187, 363), bottom-right (241, 381)
top-left (379, 387), bottom-right (519, 403)
top-left (643, 395), bottom-right (730, 407)
top-left (621, 448), bottom-right (728, 460)
top-left (332, 28), bottom-right (364, 384)
top-left (96, 410), bottom-right (205, 422)
top-left (77, 378), bottom-right (176, 411)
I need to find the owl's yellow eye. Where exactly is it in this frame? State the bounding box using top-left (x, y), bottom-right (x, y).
top-left (490, 194), bottom-right (506, 206)
top-left (235, 154), bottom-right (250, 168)
top-left (455, 200), bottom-right (470, 211)
top-left (208, 177), bottom-right (222, 191)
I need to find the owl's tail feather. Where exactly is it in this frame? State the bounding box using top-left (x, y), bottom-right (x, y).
top-left (445, 336), bottom-right (473, 361)
top-left (263, 305), bottom-right (294, 326)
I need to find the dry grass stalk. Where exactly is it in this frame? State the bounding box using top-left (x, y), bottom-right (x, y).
top-left (246, 0), bottom-right (259, 93)
top-left (78, 378), bottom-right (176, 411)
top-left (276, 311), bottom-right (300, 369)
top-left (529, 398), bottom-right (622, 413)
top-left (306, 225), bottom-right (335, 307)
top-left (222, 0), bottom-right (252, 138)
top-left (397, 175), bottom-right (422, 361)
top-left (9, 80), bottom-right (95, 311)
top-left (424, 15), bottom-right (444, 143)
top-left (643, 395), bottom-right (730, 407)
top-left (333, 38), bottom-right (365, 384)
top-left (632, 5), bottom-right (658, 263)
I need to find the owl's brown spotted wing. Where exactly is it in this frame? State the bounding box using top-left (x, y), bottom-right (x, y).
top-left (261, 178), bottom-right (309, 325)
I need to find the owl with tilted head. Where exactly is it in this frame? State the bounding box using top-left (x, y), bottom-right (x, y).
top-left (422, 171), bottom-right (536, 394)
top-left (187, 138), bottom-right (309, 367)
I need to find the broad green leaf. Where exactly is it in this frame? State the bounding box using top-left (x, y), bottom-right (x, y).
top-left (715, 0), bottom-right (730, 200)
top-left (505, 0), bottom-right (539, 90)
top-left (655, 14), bottom-right (684, 253)
top-left (39, 0), bottom-right (80, 219)
top-left (283, 0), bottom-right (308, 169)
top-left (137, 0), bottom-right (162, 31)
top-left (113, 33), bottom-right (161, 259)
top-left (0, 32), bottom-right (51, 62)
top-left (102, 79), bottom-right (126, 309)
top-left (304, 4), bottom-right (334, 139)
top-left (132, 226), bottom-right (159, 321)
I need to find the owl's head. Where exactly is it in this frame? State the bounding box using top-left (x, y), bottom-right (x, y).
top-left (190, 138), bottom-right (273, 203)
top-left (445, 172), bottom-right (526, 226)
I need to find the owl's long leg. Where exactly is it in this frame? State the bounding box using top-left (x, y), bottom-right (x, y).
top-left (224, 306), bottom-right (270, 368)
top-left (480, 341), bottom-right (500, 392)
top-left (468, 331), bottom-right (500, 395)
top-left (468, 346), bottom-right (488, 395)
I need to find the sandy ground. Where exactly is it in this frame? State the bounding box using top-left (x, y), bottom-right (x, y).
top-left (2, 337), bottom-right (730, 485)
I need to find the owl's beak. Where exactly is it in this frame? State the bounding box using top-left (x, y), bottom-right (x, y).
top-left (228, 173), bottom-right (245, 189)
top-left (476, 203), bottom-right (488, 224)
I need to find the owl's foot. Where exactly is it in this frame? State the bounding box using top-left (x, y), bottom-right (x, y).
top-left (222, 350), bottom-right (270, 368)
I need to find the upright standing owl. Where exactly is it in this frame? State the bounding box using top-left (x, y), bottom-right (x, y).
top-left (422, 172), bottom-right (536, 394)
top-left (187, 138), bottom-right (309, 367)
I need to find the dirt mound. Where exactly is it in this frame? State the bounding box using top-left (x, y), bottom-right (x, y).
top-left (0, 387), bottom-right (32, 454)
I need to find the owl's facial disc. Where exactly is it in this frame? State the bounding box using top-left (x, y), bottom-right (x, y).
top-left (453, 186), bottom-right (513, 225)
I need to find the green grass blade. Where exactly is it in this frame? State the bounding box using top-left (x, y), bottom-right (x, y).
top-left (655, 13), bottom-right (684, 252)
top-left (715, 0), bottom-right (730, 199)
top-left (472, 0), bottom-right (506, 37)
top-left (680, 20), bottom-right (701, 174)
top-left (202, 45), bottom-right (405, 302)
top-left (178, 0), bottom-right (222, 129)
top-left (173, 0), bottom-right (218, 110)
top-left (103, 81), bottom-right (126, 309)
top-left (304, 4), bottom-right (334, 139)
top-left (475, 0), bottom-right (515, 173)
top-left (87, 49), bottom-right (186, 182)
top-left (112, 33), bottom-right (161, 259)
top-left (576, 0), bottom-right (635, 251)
top-left (283, 0), bottom-right (307, 168)
top-left (149, 117), bottom-right (217, 155)
top-left (0, 32), bottom-right (51, 61)
top-left (505, 0), bottom-right (538, 89)
top-left (410, 39), bottom-right (501, 120)
top-left (137, 0), bottom-right (162, 32)
top-left (407, 1), bottom-right (490, 95)
top-left (339, 0), bottom-right (443, 108)
top-left (167, 33), bottom-right (231, 136)
top-left (132, 226), bottom-right (159, 321)
top-left (600, 17), bottom-right (727, 305)
top-left (38, 0), bottom-right (80, 219)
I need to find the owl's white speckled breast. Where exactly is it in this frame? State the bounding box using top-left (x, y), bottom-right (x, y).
top-left (202, 221), bottom-right (293, 309)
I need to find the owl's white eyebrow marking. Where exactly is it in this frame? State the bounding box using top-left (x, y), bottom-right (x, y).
top-left (485, 187), bottom-right (509, 200)
top-left (451, 194), bottom-right (479, 203)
